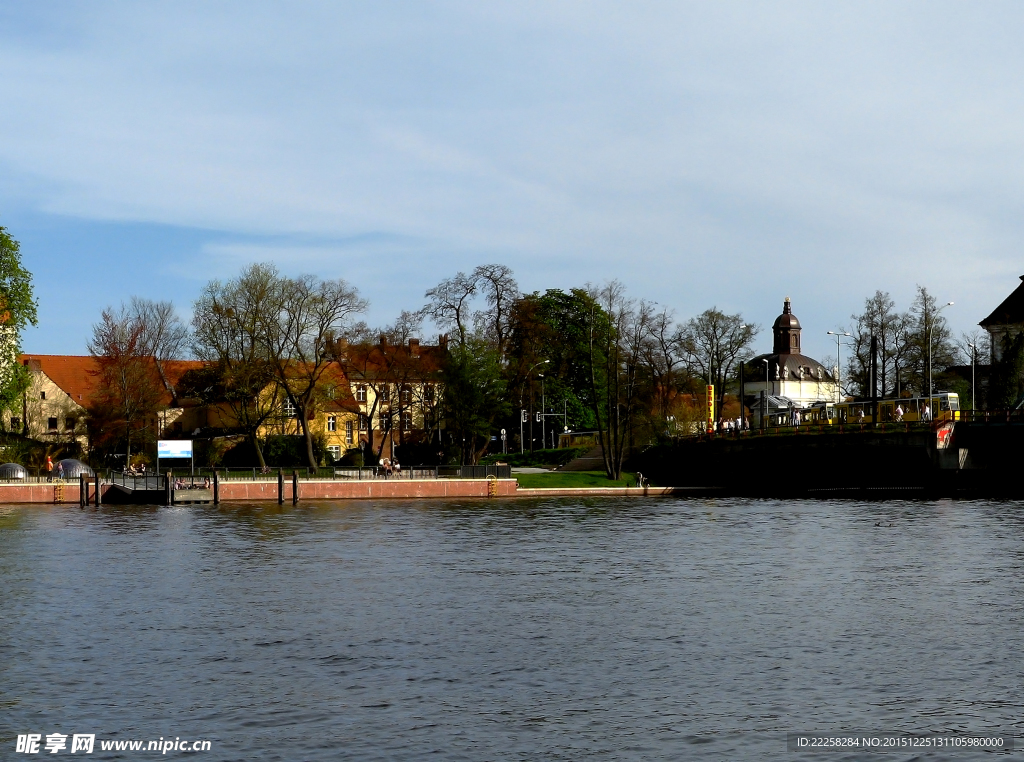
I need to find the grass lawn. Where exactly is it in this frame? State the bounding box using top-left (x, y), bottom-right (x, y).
top-left (515, 470), bottom-right (637, 489)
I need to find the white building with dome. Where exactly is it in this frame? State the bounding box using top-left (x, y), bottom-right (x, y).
top-left (741, 298), bottom-right (839, 425)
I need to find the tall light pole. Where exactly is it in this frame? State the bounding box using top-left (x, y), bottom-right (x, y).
top-left (525, 359), bottom-right (549, 452)
top-left (827, 331), bottom-right (851, 404)
top-left (540, 374), bottom-right (546, 450)
top-left (968, 343), bottom-right (976, 412)
top-left (927, 302), bottom-right (954, 401)
top-left (761, 358), bottom-right (770, 428)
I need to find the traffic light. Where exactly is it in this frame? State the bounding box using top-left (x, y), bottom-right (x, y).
top-left (521, 409), bottom-right (528, 423)
top-left (536, 412), bottom-right (541, 422)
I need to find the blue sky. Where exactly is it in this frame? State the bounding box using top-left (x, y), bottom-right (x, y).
top-left (2, 2), bottom-right (1023, 361)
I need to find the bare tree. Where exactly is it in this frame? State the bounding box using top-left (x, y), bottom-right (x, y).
top-left (266, 274), bottom-right (367, 468)
top-left (87, 306), bottom-right (165, 463)
top-left (471, 264), bottom-right (519, 358)
top-left (581, 281), bottom-right (652, 480)
top-left (846, 290), bottom-right (910, 397)
top-left (904, 285), bottom-right (956, 395)
top-left (190, 264), bottom-right (283, 469)
top-left (129, 297), bottom-right (190, 404)
top-left (637, 306), bottom-right (685, 428)
top-left (676, 308), bottom-right (758, 416)
top-left (423, 272), bottom-right (477, 348)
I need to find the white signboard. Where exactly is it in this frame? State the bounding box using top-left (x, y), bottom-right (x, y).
top-left (158, 440), bottom-right (193, 459)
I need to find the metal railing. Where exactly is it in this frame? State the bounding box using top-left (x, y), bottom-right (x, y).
top-left (0, 464), bottom-right (516, 487)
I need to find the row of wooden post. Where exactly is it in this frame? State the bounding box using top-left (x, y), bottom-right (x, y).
top-left (79, 474), bottom-right (101, 508)
top-left (278, 469), bottom-right (299, 505)
top-left (158, 469), bottom-right (299, 506)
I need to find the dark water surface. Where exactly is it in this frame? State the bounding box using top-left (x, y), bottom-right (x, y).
top-left (1, 498), bottom-right (1022, 761)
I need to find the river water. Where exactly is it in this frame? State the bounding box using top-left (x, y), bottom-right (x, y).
top-left (1, 498), bottom-right (1022, 761)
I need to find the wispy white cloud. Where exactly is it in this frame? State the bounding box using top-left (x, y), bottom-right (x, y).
top-left (3, 1), bottom-right (1024, 356)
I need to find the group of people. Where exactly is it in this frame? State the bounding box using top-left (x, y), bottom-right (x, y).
top-left (45, 455), bottom-right (64, 481)
top-left (172, 477), bottom-right (212, 490)
top-left (893, 403), bottom-right (932, 422)
top-left (716, 417), bottom-right (750, 433)
top-left (379, 458), bottom-right (401, 478)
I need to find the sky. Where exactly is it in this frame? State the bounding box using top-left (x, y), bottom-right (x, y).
top-left (1, 1), bottom-right (1023, 363)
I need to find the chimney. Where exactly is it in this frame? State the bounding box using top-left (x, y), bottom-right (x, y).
top-left (409, 338), bottom-right (420, 357)
top-left (438, 334), bottom-right (448, 351)
top-left (380, 333), bottom-right (388, 346)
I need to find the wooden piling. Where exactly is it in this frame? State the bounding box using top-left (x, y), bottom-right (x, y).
top-left (95, 474), bottom-right (101, 507)
top-left (292, 470), bottom-right (299, 504)
top-left (79, 473), bottom-right (86, 507)
top-left (166, 471), bottom-right (174, 506)
top-left (278, 469), bottom-right (284, 505)
top-left (213, 471), bottom-right (220, 505)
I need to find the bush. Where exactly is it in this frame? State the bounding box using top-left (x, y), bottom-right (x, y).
top-left (480, 447), bottom-right (589, 468)
top-left (220, 435), bottom-right (327, 467)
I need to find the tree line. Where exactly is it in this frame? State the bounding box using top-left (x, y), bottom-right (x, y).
top-left (84, 262), bottom-right (765, 478)
top-left (82, 262), bottom-right (1016, 476)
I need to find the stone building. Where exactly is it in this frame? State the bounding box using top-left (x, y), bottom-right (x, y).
top-left (979, 275), bottom-right (1024, 362)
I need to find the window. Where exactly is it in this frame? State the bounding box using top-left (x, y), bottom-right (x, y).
top-left (282, 399), bottom-right (296, 418)
top-left (325, 384), bottom-right (336, 399)
top-left (401, 411), bottom-right (413, 430)
top-left (356, 385), bottom-right (367, 402)
top-left (9, 417), bottom-right (19, 430)
top-left (65, 417), bottom-right (76, 431)
top-left (327, 445), bottom-right (341, 461)
top-left (424, 385), bottom-right (435, 404)
top-left (379, 386), bottom-right (389, 403)
top-left (358, 414), bottom-right (368, 431)
top-left (40, 391), bottom-right (46, 400)
top-left (345, 420), bottom-right (354, 444)
top-left (47, 417), bottom-right (58, 431)
top-left (400, 385), bottom-right (412, 405)
top-left (327, 415), bottom-right (337, 432)
top-left (380, 412), bottom-right (390, 430)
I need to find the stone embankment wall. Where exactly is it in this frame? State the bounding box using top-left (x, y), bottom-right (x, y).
top-left (0, 480), bottom-right (702, 504)
top-left (217, 478), bottom-right (521, 501)
top-left (637, 424), bottom-right (1024, 498)
top-left (0, 483), bottom-right (83, 504)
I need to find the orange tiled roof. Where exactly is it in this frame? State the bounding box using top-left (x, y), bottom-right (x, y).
top-left (21, 355), bottom-right (206, 407)
top-left (21, 355), bottom-right (104, 405)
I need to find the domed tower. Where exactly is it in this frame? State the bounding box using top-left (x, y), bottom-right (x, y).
top-left (743, 296), bottom-right (838, 426)
top-left (772, 297), bottom-right (801, 355)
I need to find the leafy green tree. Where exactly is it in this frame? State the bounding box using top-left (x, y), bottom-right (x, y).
top-left (439, 339), bottom-right (509, 464)
top-left (0, 225), bottom-right (38, 423)
top-left (506, 288), bottom-right (606, 436)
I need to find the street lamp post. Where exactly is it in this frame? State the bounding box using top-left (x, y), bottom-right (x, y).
top-left (525, 359), bottom-right (550, 452)
top-left (826, 331), bottom-right (851, 404)
top-left (927, 302), bottom-right (954, 402)
top-left (968, 343), bottom-right (976, 412)
top-left (540, 374), bottom-right (546, 451)
top-left (761, 358), bottom-right (770, 429)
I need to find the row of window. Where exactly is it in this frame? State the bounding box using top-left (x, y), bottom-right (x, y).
top-left (354, 385), bottom-right (434, 404)
top-left (9, 417), bottom-right (77, 433)
top-left (326, 413), bottom-right (414, 441)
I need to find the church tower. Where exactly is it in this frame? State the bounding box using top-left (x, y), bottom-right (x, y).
top-left (772, 297), bottom-right (801, 355)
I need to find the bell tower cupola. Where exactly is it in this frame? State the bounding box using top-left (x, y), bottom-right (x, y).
top-left (772, 297), bottom-right (802, 355)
